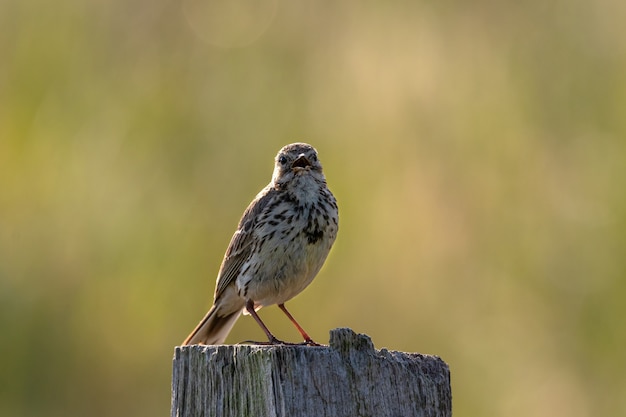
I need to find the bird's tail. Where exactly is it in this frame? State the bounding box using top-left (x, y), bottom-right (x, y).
top-left (182, 306), bottom-right (242, 345)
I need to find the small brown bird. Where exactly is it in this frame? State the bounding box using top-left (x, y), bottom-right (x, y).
top-left (183, 143), bottom-right (338, 345)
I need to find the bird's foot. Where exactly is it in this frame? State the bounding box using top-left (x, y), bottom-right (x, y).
top-left (300, 338), bottom-right (323, 347)
top-left (238, 337), bottom-right (292, 346)
top-left (238, 337), bottom-right (322, 346)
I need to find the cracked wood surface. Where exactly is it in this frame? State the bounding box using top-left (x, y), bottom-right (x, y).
top-left (171, 328), bottom-right (451, 417)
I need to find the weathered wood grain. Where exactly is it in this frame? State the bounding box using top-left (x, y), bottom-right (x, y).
top-left (172, 328), bottom-right (451, 417)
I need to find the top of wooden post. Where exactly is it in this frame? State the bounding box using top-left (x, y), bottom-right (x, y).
top-left (172, 328), bottom-right (451, 417)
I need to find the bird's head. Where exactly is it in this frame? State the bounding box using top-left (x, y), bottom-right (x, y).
top-left (271, 143), bottom-right (325, 187)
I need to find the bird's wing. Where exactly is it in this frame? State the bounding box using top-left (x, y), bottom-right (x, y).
top-left (214, 186), bottom-right (277, 299)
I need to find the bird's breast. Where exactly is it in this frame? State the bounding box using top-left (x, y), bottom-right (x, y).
top-left (236, 184), bottom-right (338, 307)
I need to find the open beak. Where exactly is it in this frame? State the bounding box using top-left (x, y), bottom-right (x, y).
top-left (291, 154), bottom-right (311, 169)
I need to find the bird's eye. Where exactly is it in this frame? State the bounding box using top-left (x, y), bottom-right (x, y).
top-left (310, 153), bottom-right (318, 162)
top-left (278, 155), bottom-right (288, 164)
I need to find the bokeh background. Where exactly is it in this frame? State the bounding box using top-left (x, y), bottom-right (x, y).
top-left (2, 0), bottom-right (625, 416)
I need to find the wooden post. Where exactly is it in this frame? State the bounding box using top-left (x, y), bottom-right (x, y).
top-left (171, 328), bottom-right (451, 417)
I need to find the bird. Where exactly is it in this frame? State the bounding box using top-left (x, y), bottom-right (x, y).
top-left (182, 143), bottom-right (338, 346)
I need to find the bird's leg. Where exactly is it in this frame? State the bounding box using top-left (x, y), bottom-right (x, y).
top-left (278, 303), bottom-right (321, 346)
top-left (245, 299), bottom-right (285, 345)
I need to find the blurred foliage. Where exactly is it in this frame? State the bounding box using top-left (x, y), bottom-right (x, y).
top-left (1, 0), bottom-right (625, 416)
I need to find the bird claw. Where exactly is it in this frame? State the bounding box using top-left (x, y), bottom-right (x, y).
top-left (237, 338), bottom-right (323, 347)
top-left (238, 338), bottom-right (290, 346)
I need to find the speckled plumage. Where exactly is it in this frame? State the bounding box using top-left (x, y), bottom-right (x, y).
top-left (183, 143), bottom-right (338, 346)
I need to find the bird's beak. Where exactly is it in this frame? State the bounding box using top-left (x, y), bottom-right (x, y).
top-left (292, 154), bottom-right (311, 169)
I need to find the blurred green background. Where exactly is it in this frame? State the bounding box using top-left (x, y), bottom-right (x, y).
top-left (2, 0), bottom-right (625, 416)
